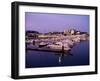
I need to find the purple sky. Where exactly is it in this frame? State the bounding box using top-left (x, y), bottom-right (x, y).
top-left (25, 12), bottom-right (89, 33)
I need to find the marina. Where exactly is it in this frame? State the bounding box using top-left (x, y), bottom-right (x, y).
top-left (26, 33), bottom-right (89, 54)
top-left (25, 12), bottom-right (90, 68)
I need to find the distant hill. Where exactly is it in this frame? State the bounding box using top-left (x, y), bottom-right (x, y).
top-left (26, 30), bottom-right (40, 34)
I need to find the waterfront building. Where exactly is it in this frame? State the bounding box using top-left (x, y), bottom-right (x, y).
top-left (64, 29), bottom-right (76, 35)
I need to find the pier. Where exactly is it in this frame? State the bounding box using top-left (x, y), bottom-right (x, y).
top-left (26, 44), bottom-right (71, 54)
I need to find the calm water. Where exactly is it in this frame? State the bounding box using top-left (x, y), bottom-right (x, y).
top-left (26, 40), bottom-right (89, 68)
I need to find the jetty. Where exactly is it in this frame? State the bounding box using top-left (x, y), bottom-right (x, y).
top-left (26, 47), bottom-right (70, 53)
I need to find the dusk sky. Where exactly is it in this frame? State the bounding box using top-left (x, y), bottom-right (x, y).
top-left (25, 12), bottom-right (89, 33)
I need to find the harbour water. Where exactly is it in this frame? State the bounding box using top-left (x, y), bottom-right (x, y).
top-left (26, 40), bottom-right (89, 68)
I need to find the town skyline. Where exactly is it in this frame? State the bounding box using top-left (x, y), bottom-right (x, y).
top-left (26, 28), bottom-right (88, 34)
